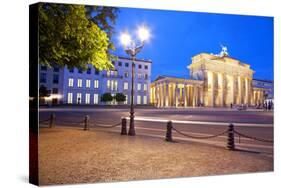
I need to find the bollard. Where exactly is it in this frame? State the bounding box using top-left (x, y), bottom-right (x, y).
top-left (121, 118), bottom-right (127, 135)
top-left (226, 123), bottom-right (235, 150)
top-left (84, 115), bottom-right (90, 131)
top-left (49, 113), bottom-right (55, 128)
top-left (165, 121), bottom-right (173, 142)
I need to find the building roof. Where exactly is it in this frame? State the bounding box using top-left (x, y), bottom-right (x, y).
top-left (253, 78), bottom-right (273, 83)
top-left (117, 56), bottom-right (152, 63)
top-left (153, 75), bottom-right (203, 84)
top-left (154, 75), bottom-right (188, 82)
top-left (193, 52), bottom-right (250, 67)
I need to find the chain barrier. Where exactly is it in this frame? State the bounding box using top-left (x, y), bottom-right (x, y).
top-left (55, 119), bottom-right (85, 126)
top-left (172, 126), bottom-right (228, 139)
top-left (91, 121), bottom-right (122, 128)
top-left (233, 130), bottom-right (273, 143)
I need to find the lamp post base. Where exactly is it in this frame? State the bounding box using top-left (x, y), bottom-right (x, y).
top-left (128, 115), bottom-right (135, 136)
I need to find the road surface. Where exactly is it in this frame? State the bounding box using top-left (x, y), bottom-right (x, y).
top-left (39, 106), bottom-right (273, 155)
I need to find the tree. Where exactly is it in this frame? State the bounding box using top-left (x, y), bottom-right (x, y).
top-left (114, 93), bottom-right (126, 104)
top-left (39, 85), bottom-right (50, 98)
top-left (101, 93), bottom-right (113, 103)
top-left (85, 6), bottom-right (119, 51)
top-left (39, 3), bottom-right (117, 70)
top-left (39, 85), bottom-right (50, 104)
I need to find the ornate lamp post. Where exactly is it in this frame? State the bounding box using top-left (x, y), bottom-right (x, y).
top-left (120, 26), bottom-right (150, 136)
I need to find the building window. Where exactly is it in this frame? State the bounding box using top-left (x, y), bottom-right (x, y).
top-left (107, 80), bottom-right (118, 91)
top-left (143, 96), bottom-right (147, 104)
top-left (69, 68), bottom-right (74, 73)
top-left (124, 95), bottom-right (128, 104)
top-left (138, 64), bottom-right (142, 69)
top-left (144, 74), bottom-right (148, 80)
top-left (124, 72), bottom-right (129, 78)
top-left (107, 80), bottom-right (110, 89)
top-left (137, 83), bottom-right (141, 91)
top-left (108, 70), bottom-right (118, 77)
top-left (144, 65), bottom-right (148, 70)
top-left (52, 88), bottom-right (58, 94)
top-left (124, 82), bottom-right (128, 90)
top-left (94, 80), bottom-right (99, 89)
top-left (111, 80), bottom-right (118, 91)
top-left (137, 73), bottom-right (142, 79)
top-left (41, 65), bottom-right (47, 71)
top-left (87, 67), bottom-right (91, 74)
top-left (53, 74), bottom-right (59, 84)
top-left (137, 95), bottom-right (141, 104)
top-left (67, 93), bottom-right (73, 104)
top-left (118, 61), bottom-right (122, 66)
top-left (112, 70), bottom-right (118, 76)
top-left (76, 93), bottom-right (82, 104)
top-left (53, 65), bottom-right (60, 72)
top-left (77, 79), bottom-right (82, 87)
top-left (40, 73), bottom-right (46, 83)
top-left (68, 78), bottom-right (74, 87)
top-left (95, 69), bottom-right (99, 75)
top-left (125, 63), bottom-right (129, 67)
top-left (78, 68), bottom-right (83, 74)
top-left (143, 84), bottom-right (147, 91)
top-left (93, 94), bottom-right (99, 104)
top-left (85, 93), bottom-right (90, 104)
top-left (86, 79), bottom-right (91, 88)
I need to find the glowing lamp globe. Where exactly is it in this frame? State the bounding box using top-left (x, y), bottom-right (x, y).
top-left (138, 26), bottom-right (150, 42)
top-left (120, 33), bottom-right (132, 46)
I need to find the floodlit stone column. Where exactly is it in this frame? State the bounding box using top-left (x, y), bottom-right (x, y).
top-left (165, 82), bottom-right (169, 107)
top-left (221, 74), bottom-right (225, 106)
top-left (241, 77), bottom-right (246, 104)
top-left (194, 86), bottom-right (198, 107)
top-left (156, 84), bottom-right (159, 107)
top-left (249, 79), bottom-right (253, 105)
top-left (253, 91), bottom-right (257, 105)
top-left (160, 83), bottom-right (164, 107)
top-left (200, 86), bottom-right (204, 106)
top-left (192, 86), bottom-right (195, 107)
top-left (175, 84), bottom-right (179, 107)
top-left (232, 76), bottom-right (237, 104)
top-left (237, 76), bottom-right (241, 104)
top-left (173, 83), bottom-right (176, 107)
top-left (158, 85), bottom-right (161, 107)
top-left (245, 78), bottom-right (249, 105)
top-left (182, 85), bottom-right (187, 107)
top-left (209, 71), bottom-right (215, 107)
top-left (186, 86), bottom-right (190, 106)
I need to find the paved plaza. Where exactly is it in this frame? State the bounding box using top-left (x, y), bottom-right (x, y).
top-left (39, 127), bottom-right (273, 185)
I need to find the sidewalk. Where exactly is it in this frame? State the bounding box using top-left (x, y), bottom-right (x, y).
top-left (39, 127), bottom-right (273, 185)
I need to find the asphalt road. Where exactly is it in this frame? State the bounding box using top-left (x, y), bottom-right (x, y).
top-left (39, 106), bottom-right (274, 155)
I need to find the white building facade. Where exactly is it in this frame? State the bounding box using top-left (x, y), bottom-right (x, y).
top-left (39, 56), bottom-right (152, 105)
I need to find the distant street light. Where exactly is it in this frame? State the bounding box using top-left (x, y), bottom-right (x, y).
top-left (120, 26), bottom-right (150, 136)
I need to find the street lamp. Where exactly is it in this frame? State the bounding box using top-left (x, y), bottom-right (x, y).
top-left (119, 26), bottom-right (150, 136)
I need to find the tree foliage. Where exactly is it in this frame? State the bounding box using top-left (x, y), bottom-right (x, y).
top-left (39, 85), bottom-right (50, 97)
top-left (114, 93), bottom-right (126, 103)
top-left (101, 93), bottom-right (113, 102)
top-left (85, 6), bottom-right (119, 54)
top-left (85, 6), bottom-right (119, 40)
top-left (39, 3), bottom-right (117, 70)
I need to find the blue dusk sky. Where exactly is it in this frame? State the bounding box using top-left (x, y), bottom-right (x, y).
top-left (111, 7), bottom-right (274, 81)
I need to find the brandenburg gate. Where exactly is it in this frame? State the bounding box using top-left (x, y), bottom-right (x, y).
top-left (150, 47), bottom-right (265, 107)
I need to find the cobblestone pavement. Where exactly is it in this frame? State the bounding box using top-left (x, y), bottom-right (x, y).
top-left (39, 127), bottom-right (273, 185)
